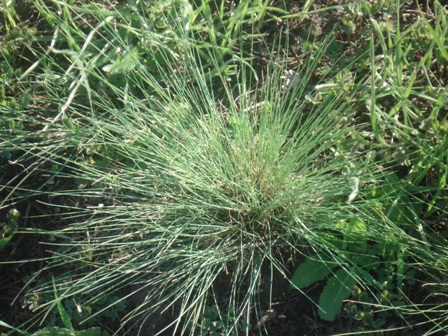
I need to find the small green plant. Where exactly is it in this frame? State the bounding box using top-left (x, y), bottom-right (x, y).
top-left (5, 278), bottom-right (108, 336)
top-left (21, 274), bottom-right (126, 333)
top-left (291, 253), bottom-right (355, 321)
top-left (291, 215), bottom-right (410, 323)
top-left (290, 165), bottom-right (444, 328)
top-left (28, 279), bottom-right (106, 336)
top-left (190, 304), bottom-right (250, 336)
top-left (290, 216), bottom-right (367, 322)
top-left (32, 327), bottom-right (102, 336)
top-left (0, 208), bottom-right (20, 252)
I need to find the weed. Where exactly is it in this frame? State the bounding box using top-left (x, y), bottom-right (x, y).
top-left (0, 209), bottom-right (20, 251)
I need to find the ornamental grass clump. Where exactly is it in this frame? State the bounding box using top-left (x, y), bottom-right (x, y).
top-left (7, 3), bottom-right (391, 335)
top-left (29, 55), bottom-right (378, 334)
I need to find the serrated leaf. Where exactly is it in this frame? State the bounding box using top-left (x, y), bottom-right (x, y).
top-left (342, 218), bottom-right (368, 253)
top-left (318, 268), bottom-right (356, 321)
top-left (291, 255), bottom-right (336, 289)
top-left (102, 48), bottom-right (139, 75)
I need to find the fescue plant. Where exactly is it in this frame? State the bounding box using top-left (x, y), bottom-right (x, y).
top-left (1, 2), bottom-right (392, 335)
top-left (2, 1), bottom-right (447, 335)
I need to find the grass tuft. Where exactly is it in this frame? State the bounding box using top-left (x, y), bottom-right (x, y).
top-left (2, 1), bottom-right (446, 335)
top-left (13, 6), bottom-right (388, 334)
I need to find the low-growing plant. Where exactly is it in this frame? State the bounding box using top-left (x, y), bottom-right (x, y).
top-left (13, 279), bottom-right (107, 336)
top-left (0, 208), bottom-right (20, 252)
top-left (31, 327), bottom-right (102, 336)
top-left (366, 0), bottom-right (447, 216)
top-left (291, 253), bottom-right (356, 322)
top-left (190, 304), bottom-right (250, 336)
top-left (291, 197), bottom-right (413, 326)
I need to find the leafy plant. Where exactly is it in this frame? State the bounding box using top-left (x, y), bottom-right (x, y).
top-left (32, 327), bottom-right (102, 336)
top-left (22, 279), bottom-right (106, 336)
top-left (191, 304), bottom-right (249, 336)
top-left (291, 218), bottom-right (369, 322)
top-left (291, 254), bottom-right (354, 321)
top-left (0, 209), bottom-right (20, 252)
top-left (291, 178), bottom-right (417, 324)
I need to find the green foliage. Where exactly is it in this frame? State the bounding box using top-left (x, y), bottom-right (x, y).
top-left (21, 280), bottom-right (108, 336)
top-left (0, 209), bottom-right (20, 251)
top-left (53, 278), bottom-right (73, 331)
top-left (63, 295), bottom-right (127, 327)
top-left (1, 0), bottom-right (18, 32)
top-left (0, 24), bottom-right (35, 131)
top-left (6, 3), bottom-right (386, 332)
top-left (291, 255), bottom-right (336, 289)
top-left (32, 327), bottom-right (102, 336)
top-left (188, 0), bottom-right (286, 79)
top-left (192, 304), bottom-right (249, 336)
top-left (291, 206), bottom-right (413, 323)
top-left (319, 268), bottom-right (356, 321)
top-left (291, 254), bottom-right (355, 321)
top-left (1, 0), bottom-right (447, 334)
top-left (366, 0), bottom-right (448, 221)
top-left (22, 277), bottom-right (126, 331)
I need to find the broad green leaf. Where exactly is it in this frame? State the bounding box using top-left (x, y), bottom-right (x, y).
top-left (291, 255), bottom-right (336, 289)
top-left (318, 268), bottom-right (356, 321)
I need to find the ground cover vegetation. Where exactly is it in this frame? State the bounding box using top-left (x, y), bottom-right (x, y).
top-left (1, 0), bottom-right (447, 335)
